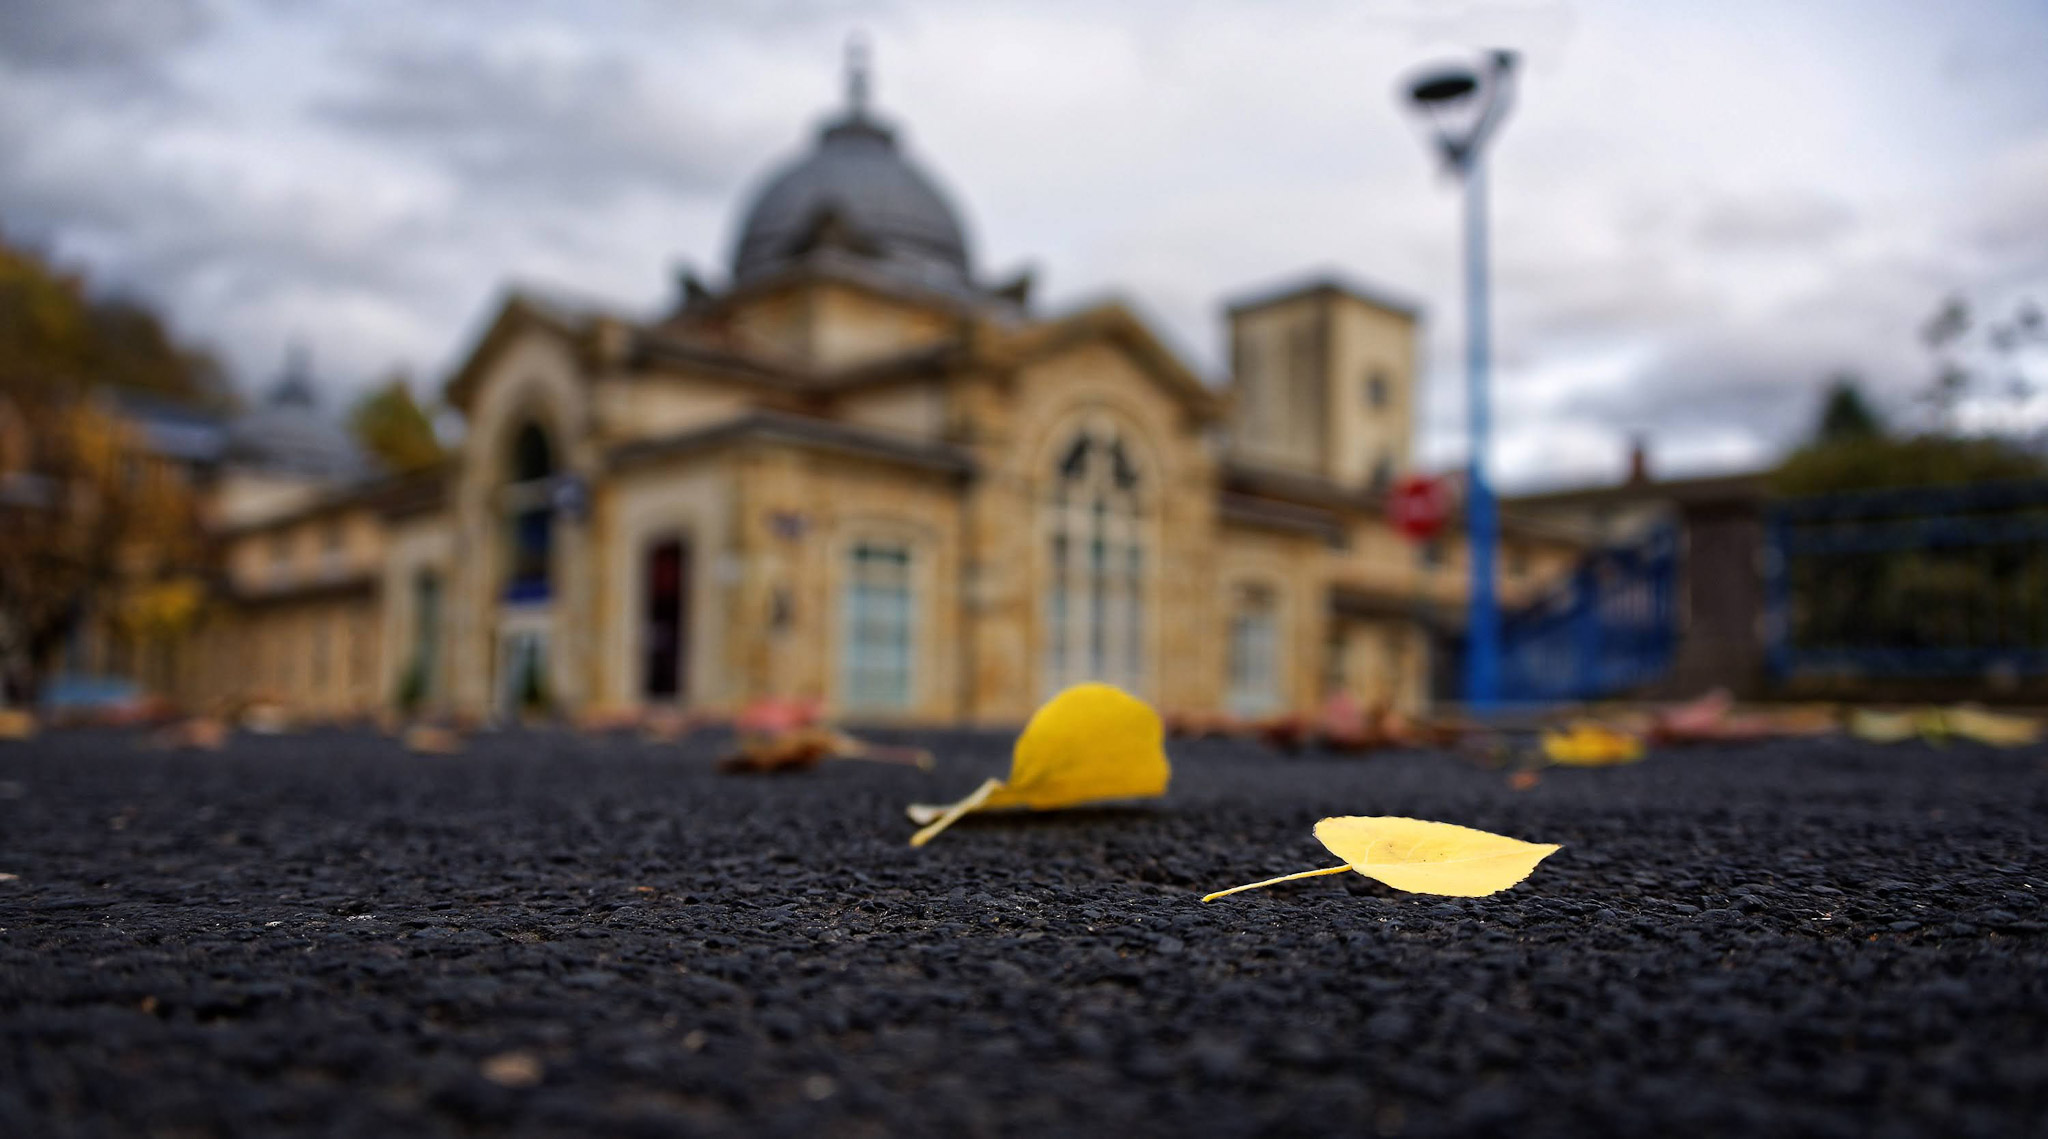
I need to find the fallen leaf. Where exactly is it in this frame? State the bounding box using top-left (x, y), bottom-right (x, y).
top-left (734, 697), bottom-right (821, 736)
top-left (150, 717), bottom-right (227, 751)
top-left (403, 725), bottom-right (464, 755)
top-left (1203, 816), bottom-right (1560, 902)
top-left (1650, 690), bottom-right (1838, 744)
top-left (1941, 705), bottom-right (2040, 748)
top-left (1164, 709), bottom-right (1241, 739)
top-left (240, 701), bottom-right (292, 735)
top-left (1255, 714), bottom-right (1311, 753)
top-left (721, 727), bottom-right (932, 774)
top-left (0, 708), bottom-right (35, 741)
top-left (906, 683), bottom-right (1169, 846)
top-left (1541, 720), bottom-right (1645, 766)
top-left (641, 709), bottom-right (696, 743)
top-left (1508, 771), bottom-right (1542, 791)
top-left (480, 1050), bottom-right (544, 1088)
top-left (1848, 708), bottom-right (1933, 744)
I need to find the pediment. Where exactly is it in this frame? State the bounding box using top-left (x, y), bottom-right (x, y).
top-left (1001, 301), bottom-right (1226, 423)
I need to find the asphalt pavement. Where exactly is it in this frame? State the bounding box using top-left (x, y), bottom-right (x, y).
top-left (2, 726), bottom-right (2044, 1138)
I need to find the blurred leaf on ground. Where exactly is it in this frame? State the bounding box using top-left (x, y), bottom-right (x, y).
top-left (1851, 705), bottom-right (2040, 747)
top-left (1541, 720), bottom-right (1645, 766)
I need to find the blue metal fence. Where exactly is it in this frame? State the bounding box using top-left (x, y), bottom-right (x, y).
top-left (1479, 524), bottom-right (1680, 703)
top-left (1765, 479), bottom-right (2048, 680)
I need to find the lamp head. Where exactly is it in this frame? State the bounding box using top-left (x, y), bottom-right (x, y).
top-left (1409, 67), bottom-right (1479, 108)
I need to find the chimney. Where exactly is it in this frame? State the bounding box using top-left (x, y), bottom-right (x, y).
top-left (1627, 436), bottom-right (1650, 485)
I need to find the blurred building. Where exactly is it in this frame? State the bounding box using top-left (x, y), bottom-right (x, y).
top-left (176, 62), bottom-right (1580, 724)
top-left (1508, 444), bottom-right (1769, 697)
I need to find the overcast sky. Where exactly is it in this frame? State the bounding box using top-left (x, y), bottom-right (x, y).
top-left (2, 0), bottom-right (2044, 490)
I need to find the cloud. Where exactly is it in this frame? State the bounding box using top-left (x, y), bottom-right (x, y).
top-left (1692, 190), bottom-right (1858, 253)
top-left (310, 42), bottom-right (746, 207)
top-left (0, 0), bottom-right (2041, 495)
top-left (0, 0), bottom-right (213, 78)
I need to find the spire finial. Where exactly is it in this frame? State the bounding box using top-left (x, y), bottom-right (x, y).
top-left (273, 337), bottom-right (317, 407)
top-left (845, 32), bottom-right (870, 116)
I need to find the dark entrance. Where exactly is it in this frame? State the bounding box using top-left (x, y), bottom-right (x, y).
top-left (643, 538), bottom-right (690, 701)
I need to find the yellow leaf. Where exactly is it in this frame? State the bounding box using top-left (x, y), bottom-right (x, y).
top-left (1848, 708), bottom-right (1929, 744)
top-left (1541, 720), bottom-right (1644, 766)
top-left (1940, 705), bottom-right (2040, 748)
top-left (1203, 816), bottom-right (1560, 902)
top-left (907, 683), bottom-right (1169, 846)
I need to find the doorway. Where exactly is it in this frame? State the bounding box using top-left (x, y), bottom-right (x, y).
top-left (643, 537), bottom-right (690, 702)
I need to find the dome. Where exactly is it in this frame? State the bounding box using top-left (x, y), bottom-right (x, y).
top-left (225, 353), bottom-right (369, 483)
top-left (731, 69), bottom-right (972, 290)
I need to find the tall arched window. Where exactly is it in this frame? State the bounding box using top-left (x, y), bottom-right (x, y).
top-left (504, 421), bottom-right (555, 602)
top-left (1043, 417), bottom-right (1147, 694)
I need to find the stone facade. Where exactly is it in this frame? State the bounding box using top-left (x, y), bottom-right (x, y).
top-left (181, 74), bottom-right (1581, 726)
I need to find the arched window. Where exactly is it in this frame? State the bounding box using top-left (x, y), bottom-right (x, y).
top-left (504, 421), bottom-right (555, 603)
top-left (1043, 418), bottom-right (1146, 694)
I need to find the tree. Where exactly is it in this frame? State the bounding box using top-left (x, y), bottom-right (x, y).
top-left (349, 374), bottom-right (444, 473)
top-left (1772, 432), bottom-right (2044, 497)
top-left (0, 235), bottom-right (228, 409)
top-left (0, 234), bottom-right (210, 703)
top-left (0, 399), bottom-right (201, 702)
top-left (1813, 374), bottom-right (1884, 445)
top-left (1918, 292), bottom-right (2046, 433)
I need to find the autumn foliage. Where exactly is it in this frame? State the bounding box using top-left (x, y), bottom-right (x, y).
top-left (0, 235), bottom-right (213, 701)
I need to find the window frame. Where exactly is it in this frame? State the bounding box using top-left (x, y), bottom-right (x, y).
top-left (1041, 412), bottom-right (1152, 698)
top-left (839, 535), bottom-right (919, 714)
top-left (1225, 580), bottom-right (1284, 719)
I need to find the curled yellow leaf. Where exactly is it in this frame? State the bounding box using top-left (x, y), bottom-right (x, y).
top-left (1943, 705), bottom-right (2041, 748)
top-left (1849, 705), bottom-right (2042, 747)
top-left (1203, 816), bottom-right (1560, 902)
top-left (907, 683), bottom-right (1170, 846)
top-left (1847, 708), bottom-right (1924, 744)
top-left (1541, 720), bottom-right (1644, 766)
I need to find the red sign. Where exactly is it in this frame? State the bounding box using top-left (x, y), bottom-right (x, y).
top-left (1389, 474), bottom-right (1453, 541)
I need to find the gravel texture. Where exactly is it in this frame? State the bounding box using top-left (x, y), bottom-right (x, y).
top-left (2, 727), bottom-right (2046, 1138)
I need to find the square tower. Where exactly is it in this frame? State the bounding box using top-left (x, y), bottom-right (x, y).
top-left (1225, 276), bottom-right (1420, 490)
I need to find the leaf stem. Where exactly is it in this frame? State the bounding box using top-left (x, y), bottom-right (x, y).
top-left (908, 777), bottom-right (1003, 847)
top-left (1200, 864), bottom-right (1353, 903)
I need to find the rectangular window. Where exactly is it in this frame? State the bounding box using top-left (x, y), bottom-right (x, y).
top-left (1226, 584), bottom-right (1281, 719)
top-left (842, 542), bottom-right (915, 711)
top-left (411, 569), bottom-right (441, 704)
top-left (1366, 368), bottom-right (1390, 410)
top-left (322, 520), bottom-right (345, 577)
top-left (311, 616), bottom-right (330, 693)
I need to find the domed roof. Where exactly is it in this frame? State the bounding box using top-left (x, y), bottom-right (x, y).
top-left (225, 350), bottom-right (369, 483)
top-left (731, 56), bottom-right (972, 290)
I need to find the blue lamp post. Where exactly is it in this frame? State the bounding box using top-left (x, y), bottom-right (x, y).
top-left (1404, 50), bottom-right (1518, 711)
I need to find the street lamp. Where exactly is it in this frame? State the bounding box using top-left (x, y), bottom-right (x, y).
top-left (1403, 49), bottom-right (1517, 711)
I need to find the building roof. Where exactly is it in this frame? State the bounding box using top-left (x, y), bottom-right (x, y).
top-left (609, 409), bottom-right (978, 480)
top-left (212, 466), bottom-right (449, 537)
top-left (1223, 270), bottom-right (1425, 320)
top-left (107, 390), bottom-right (228, 465)
top-left (224, 350), bottom-right (370, 482)
top-left (1509, 470), bottom-right (1768, 511)
top-left (730, 56), bottom-right (973, 296)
